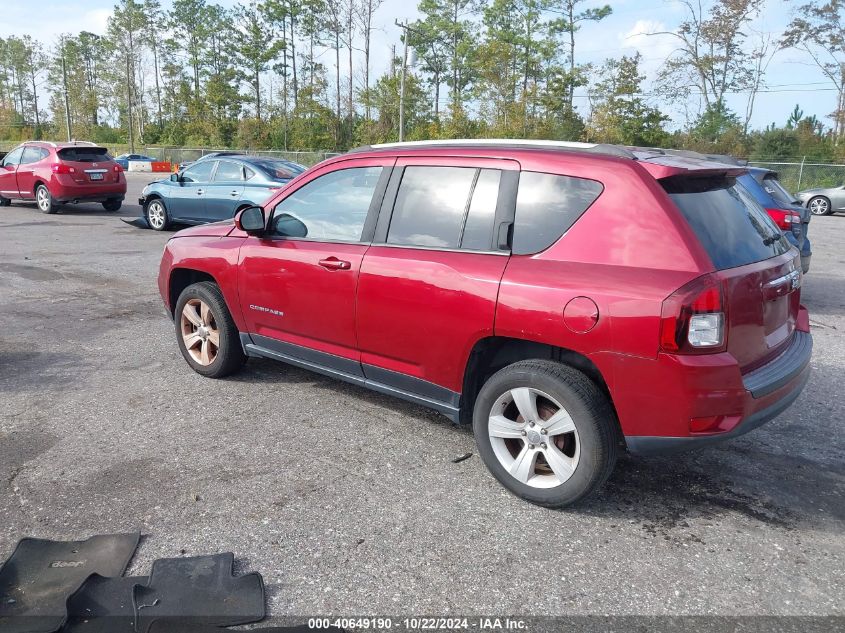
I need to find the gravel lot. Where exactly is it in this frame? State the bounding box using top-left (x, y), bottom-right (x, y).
top-left (1, 173), bottom-right (843, 622)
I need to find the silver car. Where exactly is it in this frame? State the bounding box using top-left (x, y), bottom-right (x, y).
top-left (796, 184), bottom-right (845, 216)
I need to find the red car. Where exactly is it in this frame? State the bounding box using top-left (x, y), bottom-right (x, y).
top-left (0, 141), bottom-right (126, 213)
top-left (157, 140), bottom-right (812, 507)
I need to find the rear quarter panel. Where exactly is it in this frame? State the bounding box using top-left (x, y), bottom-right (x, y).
top-left (495, 155), bottom-right (711, 430)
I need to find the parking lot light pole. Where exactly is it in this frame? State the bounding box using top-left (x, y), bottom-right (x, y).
top-left (395, 20), bottom-right (420, 143)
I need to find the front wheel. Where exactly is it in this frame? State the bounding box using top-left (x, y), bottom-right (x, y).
top-left (174, 281), bottom-right (246, 378)
top-left (145, 198), bottom-right (169, 230)
top-left (103, 199), bottom-right (122, 212)
top-left (35, 184), bottom-right (57, 214)
top-left (808, 196), bottom-right (832, 216)
top-left (473, 360), bottom-right (618, 508)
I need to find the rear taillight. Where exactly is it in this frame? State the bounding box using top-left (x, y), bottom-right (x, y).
top-left (51, 163), bottom-right (75, 174)
top-left (766, 208), bottom-right (801, 235)
top-left (113, 164), bottom-right (123, 173)
top-left (660, 274), bottom-right (726, 354)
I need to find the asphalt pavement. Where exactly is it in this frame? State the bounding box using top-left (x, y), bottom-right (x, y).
top-left (0, 173), bottom-right (842, 621)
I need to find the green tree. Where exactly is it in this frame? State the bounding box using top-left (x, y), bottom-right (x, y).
top-left (587, 53), bottom-right (669, 146)
top-left (234, 2), bottom-right (284, 121)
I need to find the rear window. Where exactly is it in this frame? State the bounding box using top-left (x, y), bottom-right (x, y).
top-left (664, 176), bottom-right (790, 270)
top-left (58, 147), bottom-right (110, 162)
top-left (762, 174), bottom-right (797, 205)
top-left (251, 159), bottom-right (297, 181)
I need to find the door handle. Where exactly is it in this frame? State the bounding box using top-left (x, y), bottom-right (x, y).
top-left (196, 189), bottom-right (204, 195)
top-left (318, 257), bottom-right (351, 271)
top-left (230, 190), bottom-right (239, 196)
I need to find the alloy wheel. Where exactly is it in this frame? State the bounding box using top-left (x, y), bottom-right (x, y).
top-left (147, 201), bottom-right (166, 229)
top-left (488, 387), bottom-right (580, 489)
top-left (809, 197), bottom-right (829, 216)
top-left (180, 299), bottom-right (220, 366)
top-left (36, 187), bottom-right (50, 211)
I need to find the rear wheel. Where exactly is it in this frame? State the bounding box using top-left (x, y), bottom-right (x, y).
top-left (145, 198), bottom-right (169, 230)
top-left (35, 184), bottom-right (57, 214)
top-left (174, 281), bottom-right (246, 378)
top-left (0, 195), bottom-right (10, 207)
top-left (103, 199), bottom-right (122, 212)
top-left (473, 360), bottom-right (618, 508)
top-left (809, 196), bottom-right (832, 216)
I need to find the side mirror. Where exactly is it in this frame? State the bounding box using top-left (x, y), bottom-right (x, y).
top-left (271, 213), bottom-right (308, 238)
top-left (235, 206), bottom-right (266, 235)
top-left (169, 173), bottom-right (180, 182)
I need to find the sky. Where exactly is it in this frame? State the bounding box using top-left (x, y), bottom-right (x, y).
top-left (0, 0), bottom-right (835, 133)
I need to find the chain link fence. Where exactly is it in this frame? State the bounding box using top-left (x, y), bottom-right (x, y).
top-left (142, 147), bottom-right (341, 167)
top-left (748, 161), bottom-right (845, 193)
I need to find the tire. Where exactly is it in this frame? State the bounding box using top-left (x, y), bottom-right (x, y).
top-left (473, 360), bottom-right (618, 508)
top-left (103, 199), bottom-right (122, 212)
top-left (808, 196), bottom-right (832, 216)
top-left (145, 198), bottom-right (169, 230)
top-left (35, 184), bottom-right (57, 214)
top-left (0, 195), bottom-right (10, 207)
top-left (174, 281), bottom-right (246, 378)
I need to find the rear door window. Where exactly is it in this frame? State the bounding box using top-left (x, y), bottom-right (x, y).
top-left (460, 169), bottom-right (502, 251)
top-left (664, 176), bottom-right (790, 270)
top-left (387, 166), bottom-right (477, 248)
top-left (57, 147), bottom-right (110, 162)
top-left (513, 172), bottom-right (603, 255)
top-left (20, 147), bottom-right (45, 164)
top-left (213, 161), bottom-right (244, 182)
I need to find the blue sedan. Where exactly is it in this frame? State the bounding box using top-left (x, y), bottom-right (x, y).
top-left (114, 153), bottom-right (157, 169)
top-left (138, 156), bottom-right (301, 230)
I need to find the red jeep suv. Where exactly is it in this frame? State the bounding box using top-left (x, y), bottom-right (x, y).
top-left (157, 140), bottom-right (812, 507)
top-left (0, 141), bottom-right (126, 213)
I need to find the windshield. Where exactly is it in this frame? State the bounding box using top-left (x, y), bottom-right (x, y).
top-left (664, 175), bottom-right (790, 270)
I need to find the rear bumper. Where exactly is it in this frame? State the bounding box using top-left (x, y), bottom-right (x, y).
top-left (624, 329), bottom-right (812, 456)
top-left (51, 174), bottom-right (126, 203)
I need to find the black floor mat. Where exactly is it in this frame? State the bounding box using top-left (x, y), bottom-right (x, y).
top-left (132, 553), bottom-right (265, 633)
top-left (61, 574), bottom-right (148, 633)
top-left (0, 532), bottom-right (140, 633)
top-left (119, 217), bottom-right (149, 229)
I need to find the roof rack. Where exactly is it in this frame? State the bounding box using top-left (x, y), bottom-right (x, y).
top-left (349, 139), bottom-right (637, 159)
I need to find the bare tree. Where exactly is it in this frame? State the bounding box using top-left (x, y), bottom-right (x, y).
top-left (652, 0), bottom-right (764, 110)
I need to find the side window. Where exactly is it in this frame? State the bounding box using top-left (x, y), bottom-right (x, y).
top-left (2, 147), bottom-right (24, 167)
top-left (387, 166), bottom-right (477, 248)
top-left (513, 172), bottom-right (603, 255)
top-left (244, 166), bottom-right (256, 180)
top-left (460, 169), bottom-right (501, 251)
top-left (269, 166), bottom-right (383, 242)
top-left (214, 160), bottom-right (244, 182)
top-left (182, 161), bottom-right (216, 183)
top-left (20, 147), bottom-right (43, 164)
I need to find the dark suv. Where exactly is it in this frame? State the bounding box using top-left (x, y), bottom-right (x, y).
top-left (157, 141), bottom-right (812, 507)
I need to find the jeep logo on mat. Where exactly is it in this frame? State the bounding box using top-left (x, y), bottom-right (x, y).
top-left (249, 305), bottom-right (284, 317)
top-left (50, 560), bottom-right (86, 568)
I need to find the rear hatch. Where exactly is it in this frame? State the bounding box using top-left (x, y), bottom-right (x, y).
top-left (57, 146), bottom-right (119, 185)
top-left (663, 174), bottom-right (801, 371)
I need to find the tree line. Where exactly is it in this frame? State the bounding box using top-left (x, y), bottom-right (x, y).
top-left (0, 0), bottom-right (844, 162)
